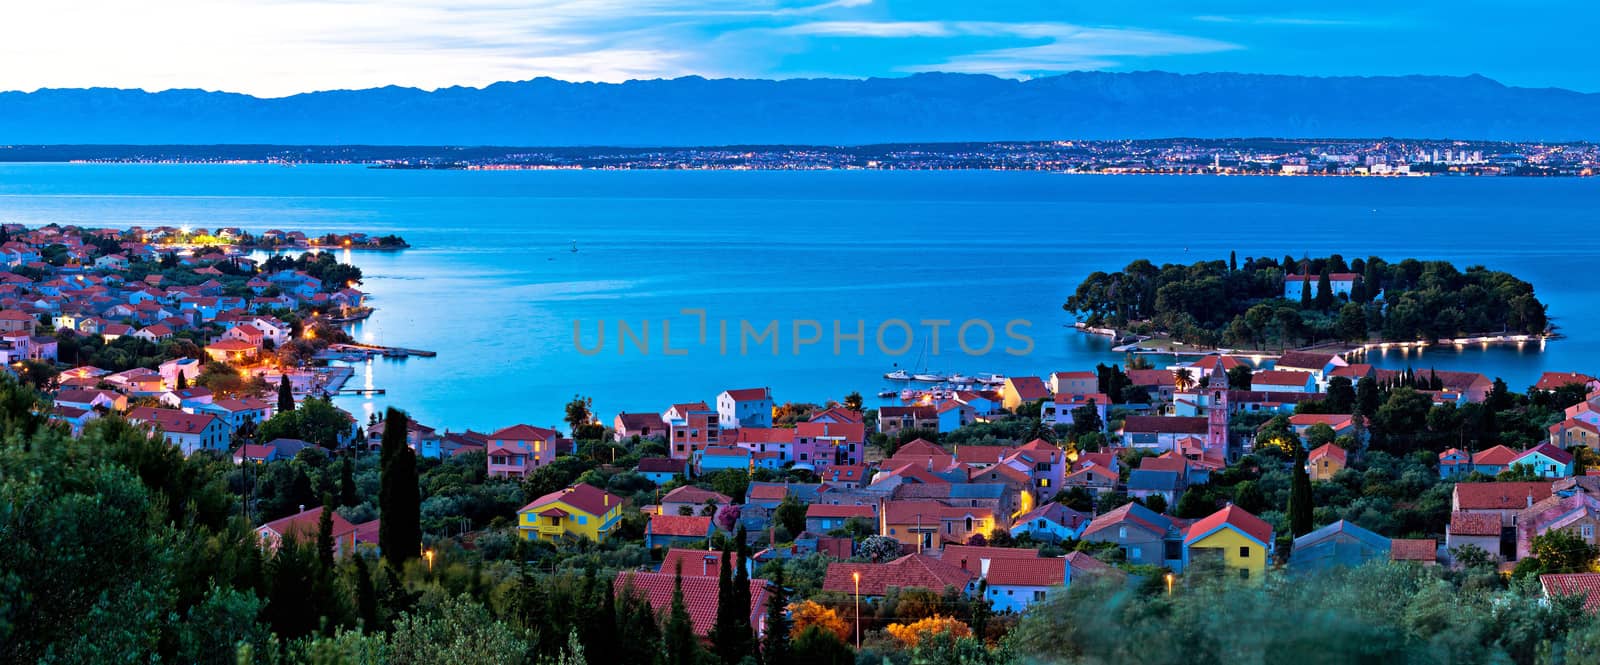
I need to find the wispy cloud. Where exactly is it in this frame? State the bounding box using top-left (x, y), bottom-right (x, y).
top-left (1194, 14), bottom-right (1358, 26)
top-left (785, 21), bottom-right (1240, 78)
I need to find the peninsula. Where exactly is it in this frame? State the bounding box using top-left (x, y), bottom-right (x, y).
top-left (1064, 254), bottom-right (1551, 353)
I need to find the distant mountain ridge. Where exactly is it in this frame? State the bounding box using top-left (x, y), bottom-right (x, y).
top-left (1, 71), bottom-right (1596, 145)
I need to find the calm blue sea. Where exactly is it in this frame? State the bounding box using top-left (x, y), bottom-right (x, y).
top-left (1, 163), bottom-right (1596, 431)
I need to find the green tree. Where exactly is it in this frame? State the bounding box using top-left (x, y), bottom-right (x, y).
top-left (775, 493), bottom-right (807, 537)
top-left (792, 625), bottom-right (852, 665)
top-left (378, 408), bottom-right (422, 569)
top-left (1326, 376), bottom-right (1356, 413)
top-left (843, 391), bottom-right (864, 412)
top-left (1289, 442), bottom-right (1314, 536)
top-left (664, 569), bottom-right (701, 665)
top-left (1338, 302), bottom-right (1367, 341)
top-left (565, 394), bottom-right (594, 437)
top-left (761, 568), bottom-right (793, 665)
top-left (340, 452), bottom-right (359, 507)
top-left (1315, 266), bottom-right (1334, 310)
top-left (279, 374), bottom-right (296, 413)
top-left (1227, 364), bottom-right (1253, 390)
top-left (387, 594), bottom-right (528, 664)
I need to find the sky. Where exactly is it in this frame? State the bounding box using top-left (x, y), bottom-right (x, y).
top-left (0, 0), bottom-right (1593, 97)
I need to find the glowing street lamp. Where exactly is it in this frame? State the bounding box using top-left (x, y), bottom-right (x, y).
top-left (424, 548), bottom-right (436, 572)
top-left (853, 571), bottom-right (861, 650)
top-left (1165, 572), bottom-right (1175, 596)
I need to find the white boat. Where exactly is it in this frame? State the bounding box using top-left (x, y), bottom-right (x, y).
top-left (884, 369), bottom-right (911, 380)
top-left (976, 373), bottom-right (1006, 386)
top-left (912, 373), bottom-right (947, 382)
top-left (876, 390), bottom-right (897, 398)
top-left (947, 373), bottom-right (970, 384)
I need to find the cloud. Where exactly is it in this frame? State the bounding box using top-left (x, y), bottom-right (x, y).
top-left (1194, 14), bottom-right (1358, 26)
top-left (782, 21), bottom-right (1241, 78)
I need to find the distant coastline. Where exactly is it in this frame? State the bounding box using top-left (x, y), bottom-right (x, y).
top-left (2, 137), bottom-right (1592, 177)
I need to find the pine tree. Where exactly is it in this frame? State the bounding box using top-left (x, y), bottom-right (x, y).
top-left (265, 535), bottom-right (318, 639)
top-left (278, 375), bottom-right (295, 413)
top-left (1289, 442), bottom-right (1314, 537)
top-left (760, 568), bottom-right (792, 665)
top-left (588, 573), bottom-right (618, 664)
top-left (378, 408), bottom-right (421, 569)
top-left (665, 566), bottom-right (699, 665)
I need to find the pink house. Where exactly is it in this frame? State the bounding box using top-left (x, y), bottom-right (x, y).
top-left (486, 424), bottom-right (561, 478)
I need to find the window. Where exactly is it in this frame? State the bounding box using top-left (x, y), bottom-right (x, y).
top-left (1239, 546), bottom-right (1251, 558)
top-left (1130, 546), bottom-right (1142, 560)
top-left (965, 517), bottom-right (973, 532)
top-left (1033, 590), bottom-right (1046, 602)
top-left (1585, 525), bottom-right (1595, 539)
top-left (1006, 589), bottom-right (1013, 595)
top-left (1118, 527), bottom-right (1127, 539)
top-left (1239, 568), bottom-right (1250, 580)
top-left (578, 516), bottom-right (587, 525)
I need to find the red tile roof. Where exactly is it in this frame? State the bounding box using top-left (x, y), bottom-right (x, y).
top-left (1449, 512), bottom-right (1501, 537)
top-left (1472, 445), bottom-right (1521, 466)
top-left (258, 506), bottom-right (355, 541)
top-left (806, 504), bottom-right (875, 520)
top-left (1122, 415), bottom-right (1208, 435)
top-left (127, 406), bottom-right (219, 434)
top-left (746, 484), bottom-right (790, 502)
top-left (614, 571), bottom-right (767, 637)
top-left (736, 428), bottom-right (796, 444)
top-left (1514, 443), bottom-right (1575, 466)
top-left (822, 553), bottom-right (975, 596)
top-left (984, 557), bottom-right (1065, 587)
top-left (660, 548), bottom-right (728, 577)
top-left (1536, 372), bottom-right (1598, 391)
top-left (1308, 443), bottom-right (1348, 465)
top-left (1390, 539), bottom-right (1437, 562)
top-left (661, 485), bottom-right (732, 506)
top-left (649, 514), bottom-right (713, 538)
top-left (1252, 370), bottom-right (1314, 387)
top-left (1185, 505), bottom-right (1273, 546)
top-left (1542, 573), bottom-right (1600, 612)
top-left (490, 424), bottom-right (558, 441)
top-left (1453, 482), bottom-right (1552, 511)
top-left (723, 387), bottom-right (771, 402)
top-left (1005, 376), bottom-right (1049, 400)
top-left (521, 483), bottom-right (621, 517)
top-left (939, 544), bottom-right (1041, 573)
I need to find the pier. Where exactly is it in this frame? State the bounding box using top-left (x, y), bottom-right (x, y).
top-left (321, 343), bottom-right (437, 360)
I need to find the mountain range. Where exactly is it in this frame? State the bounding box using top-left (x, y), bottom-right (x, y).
top-left (1, 71), bottom-right (1596, 145)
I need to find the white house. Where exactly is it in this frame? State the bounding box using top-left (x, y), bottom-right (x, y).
top-left (717, 387), bottom-right (773, 429)
top-left (127, 407), bottom-right (231, 456)
top-left (1283, 272), bottom-right (1360, 300)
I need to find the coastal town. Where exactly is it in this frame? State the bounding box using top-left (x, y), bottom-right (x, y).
top-left (7, 223), bottom-right (1600, 661)
top-left (7, 137), bottom-right (1599, 176)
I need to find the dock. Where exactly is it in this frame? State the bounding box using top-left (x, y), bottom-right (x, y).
top-left (323, 343), bottom-right (437, 359)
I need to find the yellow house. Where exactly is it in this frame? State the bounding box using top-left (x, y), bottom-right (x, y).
top-left (518, 483), bottom-right (624, 542)
top-left (1001, 376), bottom-right (1050, 412)
top-left (1182, 505), bottom-right (1273, 584)
top-left (1307, 443), bottom-right (1347, 482)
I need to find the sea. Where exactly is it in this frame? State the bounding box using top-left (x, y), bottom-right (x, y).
top-left (1, 163), bottom-right (1596, 432)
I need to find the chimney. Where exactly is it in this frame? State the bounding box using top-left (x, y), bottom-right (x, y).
top-left (298, 504), bottom-right (305, 513)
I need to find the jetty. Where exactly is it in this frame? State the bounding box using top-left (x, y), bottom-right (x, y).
top-left (322, 343), bottom-right (437, 359)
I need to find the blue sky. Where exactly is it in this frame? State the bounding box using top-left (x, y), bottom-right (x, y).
top-left (0, 0), bottom-right (1592, 96)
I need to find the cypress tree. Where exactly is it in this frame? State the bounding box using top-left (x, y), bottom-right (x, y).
top-left (353, 554), bottom-right (378, 629)
top-left (1300, 271), bottom-right (1312, 308)
top-left (1315, 266), bottom-right (1333, 310)
top-left (378, 408), bottom-right (421, 569)
top-left (278, 375), bottom-right (295, 413)
top-left (175, 370), bottom-right (188, 390)
top-left (731, 526), bottom-right (753, 657)
top-left (589, 573), bottom-right (618, 664)
top-left (1289, 442), bottom-right (1314, 537)
top-left (340, 452), bottom-right (358, 507)
top-left (760, 568), bottom-right (792, 665)
top-left (1229, 250), bottom-right (1238, 272)
top-left (316, 494), bottom-right (336, 573)
top-left (665, 566), bottom-right (699, 665)
top-left (711, 545), bottom-right (740, 665)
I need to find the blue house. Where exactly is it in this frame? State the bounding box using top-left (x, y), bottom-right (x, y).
top-left (1288, 520), bottom-right (1391, 574)
top-left (1009, 502), bottom-right (1092, 543)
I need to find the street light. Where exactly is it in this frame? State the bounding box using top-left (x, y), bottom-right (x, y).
top-left (853, 571), bottom-right (861, 651)
top-left (1165, 572), bottom-right (1174, 596)
top-left (424, 548), bottom-right (435, 572)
